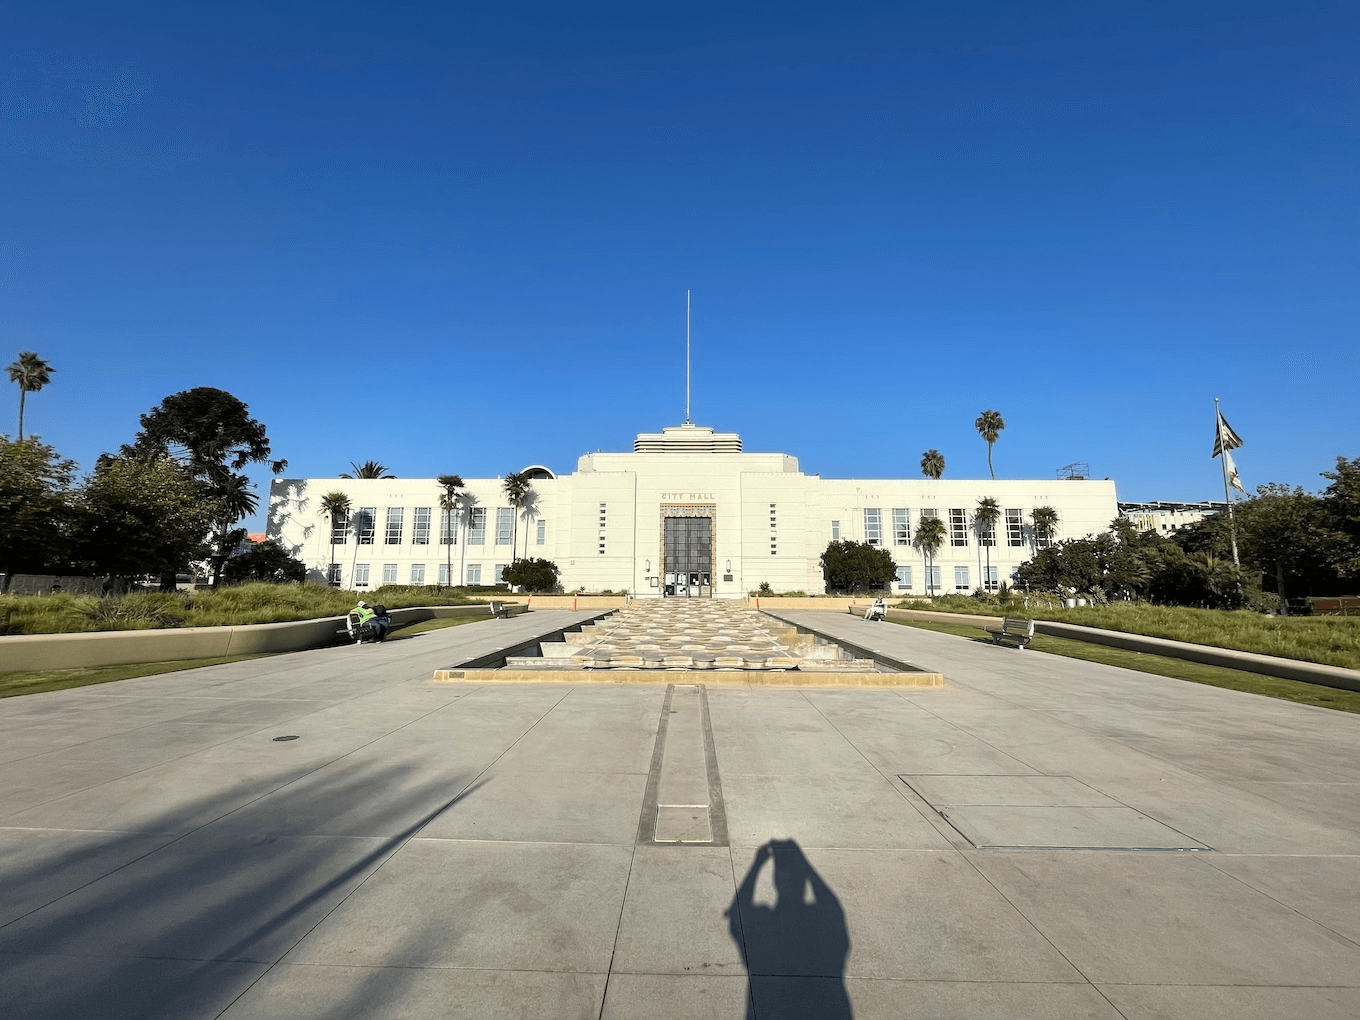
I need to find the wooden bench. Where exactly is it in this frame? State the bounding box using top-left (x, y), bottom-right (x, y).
top-left (986, 616), bottom-right (1034, 649)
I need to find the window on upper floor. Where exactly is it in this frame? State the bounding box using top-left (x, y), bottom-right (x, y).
top-left (384, 507), bottom-right (404, 545)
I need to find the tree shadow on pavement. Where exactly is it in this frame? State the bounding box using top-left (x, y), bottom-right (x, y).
top-left (728, 839), bottom-right (853, 1019)
top-left (0, 762), bottom-right (485, 1020)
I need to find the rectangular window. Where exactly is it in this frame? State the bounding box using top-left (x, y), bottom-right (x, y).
top-left (412, 507), bottom-right (431, 545)
top-left (493, 563), bottom-right (507, 584)
top-left (468, 507), bottom-right (486, 545)
top-left (384, 507), bottom-right (404, 545)
top-left (438, 563), bottom-right (450, 585)
top-left (466, 563), bottom-right (482, 585)
top-left (536, 519), bottom-right (546, 545)
top-left (831, 520), bottom-right (840, 541)
top-left (382, 563), bottom-right (398, 584)
top-left (863, 507), bottom-right (882, 546)
top-left (982, 565), bottom-right (998, 591)
top-left (954, 565), bottom-right (970, 591)
top-left (330, 512), bottom-right (348, 546)
top-left (978, 515), bottom-right (996, 547)
top-left (326, 563), bottom-right (342, 584)
top-left (440, 507), bottom-right (457, 545)
top-left (495, 507), bottom-right (514, 545)
top-left (356, 508), bottom-right (376, 545)
top-left (354, 563), bottom-right (370, 585)
top-left (599, 502), bottom-right (607, 555)
top-left (1005, 509), bottom-right (1025, 547)
top-left (892, 508), bottom-right (909, 546)
top-left (949, 508), bottom-right (969, 547)
top-left (410, 563), bottom-right (426, 584)
top-left (895, 565), bottom-right (912, 589)
top-left (926, 565), bottom-right (941, 593)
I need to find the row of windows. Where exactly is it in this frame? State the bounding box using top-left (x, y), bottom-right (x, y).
top-left (892, 564), bottom-right (1008, 592)
top-left (330, 507), bottom-right (546, 548)
top-left (851, 508), bottom-right (1055, 548)
top-left (341, 562), bottom-right (509, 586)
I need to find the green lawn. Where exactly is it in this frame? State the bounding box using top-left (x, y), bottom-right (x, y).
top-left (899, 597), bottom-right (1360, 671)
top-left (890, 616), bottom-right (1360, 714)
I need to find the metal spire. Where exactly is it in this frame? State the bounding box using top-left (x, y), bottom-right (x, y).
top-left (685, 290), bottom-right (691, 424)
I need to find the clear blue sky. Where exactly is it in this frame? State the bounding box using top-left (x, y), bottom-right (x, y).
top-left (3, 1), bottom-right (1356, 531)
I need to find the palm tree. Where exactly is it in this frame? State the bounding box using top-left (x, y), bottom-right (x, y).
top-left (6, 351), bottom-right (55, 440)
top-left (1031, 506), bottom-right (1059, 552)
top-left (912, 515), bottom-right (946, 597)
top-left (340, 460), bottom-right (394, 479)
top-left (501, 471), bottom-right (531, 566)
top-left (209, 474), bottom-right (259, 588)
top-left (974, 410), bottom-right (1006, 479)
top-left (920, 449), bottom-right (945, 480)
top-left (975, 496), bottom-right (1000, 592)
top-left (320, 491), bottom-right (351, 587)
top-left (436, 474), bottom-right (464, 588)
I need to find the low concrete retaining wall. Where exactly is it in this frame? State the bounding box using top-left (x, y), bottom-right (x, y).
top-left (0, 603), bottom-right (521, 672)
top-left (878, 607), bottom-right (1360, 693)
top-left (523, 595), bottom-right (628, 609)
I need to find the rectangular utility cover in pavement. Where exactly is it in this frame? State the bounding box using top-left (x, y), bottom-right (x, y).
top-left (901, 775), bottom-right (1210, 850)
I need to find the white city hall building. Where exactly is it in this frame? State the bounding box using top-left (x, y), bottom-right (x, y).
top-left (268, 423), bottom-right (1119, 597)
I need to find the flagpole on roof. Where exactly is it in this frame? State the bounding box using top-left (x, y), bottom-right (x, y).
top-left (1214, 398), bottom-right (1242, 569)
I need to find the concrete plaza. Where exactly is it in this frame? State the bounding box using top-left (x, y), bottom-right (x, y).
top-left (0, 610), bottom-right (1356, 1019)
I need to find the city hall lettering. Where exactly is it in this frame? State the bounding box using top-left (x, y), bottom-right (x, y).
top-left (269, 423), bottom-right (1116, 596)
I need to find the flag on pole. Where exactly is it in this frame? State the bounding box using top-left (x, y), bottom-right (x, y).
top-left (1222, 447), bottom-right (1247, 493)
top-left (1212, 411), bottom-right (1243, 458)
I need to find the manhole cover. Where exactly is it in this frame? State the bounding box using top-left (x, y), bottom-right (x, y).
top-left (272, 735), bottom-right (300, 742)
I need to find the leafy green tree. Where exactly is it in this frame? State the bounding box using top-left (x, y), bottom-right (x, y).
top-left (912, 515), bottom-right (946, 595)
top-left (319, 491), bottom-right (352, 586)
top-left (206, 474), bottom-right (259, 588)
top-left (1235, 484), bottom-right (1334, 614)
top-left (501, 557), bottom-right (560, 592)
top-left (0, 436), bottom-right (75, 585)
top-left (920, 449), bottom-right (944, 480)
top-left (975, 497), bottom-right (1000, 591)
top-left (820, 540), bottom-right (898, 593)
top-left (974, 409), bottom-right (1005, 479)
top-left (6, 351), bottom-right (55, 441)
top-left (341, 460), bottom-right (394, 479)
top-left (223, 539), bottom-right (306, 585)
top-left (436, 474), bottom-right (464, 587)
top-left (1321, 456), bottom-right (1360, 579)
top-left (75, 456), bottom-right (216, 585)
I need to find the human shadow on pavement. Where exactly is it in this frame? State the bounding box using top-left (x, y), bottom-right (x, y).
top-left (727, 839), bottom-right (853, 1019)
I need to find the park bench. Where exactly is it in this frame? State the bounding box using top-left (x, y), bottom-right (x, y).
top-left (488, 601), bottom-right (510, 619)
top-left (986, 616), bottom-right (1034, 649)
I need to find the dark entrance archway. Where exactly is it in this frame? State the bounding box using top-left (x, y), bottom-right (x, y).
top-left (663, 515), bottom-right (712, 597)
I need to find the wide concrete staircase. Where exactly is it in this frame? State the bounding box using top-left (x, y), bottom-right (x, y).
top-left (506, 598), bottom-right (878, 672)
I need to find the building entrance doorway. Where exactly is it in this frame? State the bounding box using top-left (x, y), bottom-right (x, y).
top-left (662, 515), bottom-right (712, 597)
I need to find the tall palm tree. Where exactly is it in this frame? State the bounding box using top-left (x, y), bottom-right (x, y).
top-left (340, 460), bottom-right (394, 479)
top-left (974, 410), bottom-right (1006, 479)
top-left (436, 473), bottom-right (464, 588)
top-left (209, 474), bottom-right (259, 588)
top-left (912, 515), bottom-right (946, 597)
top-left (501, 471), bottom-right (531, 566)
top-left (920, 449), bottom-right (945, 480)
top-left (1031, 506), bottom-right (1059, 552)
top-left (6, 351), bottom-right (55, 440)
top-left (319, 491), bottom-right (351, 587)
top-left (975, 496), bottom-right (1000, 592)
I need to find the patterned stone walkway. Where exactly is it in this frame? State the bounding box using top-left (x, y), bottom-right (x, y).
top-left (506, 599), bottom-right (879, 672)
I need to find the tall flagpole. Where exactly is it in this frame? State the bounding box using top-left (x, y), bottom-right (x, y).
top-left (1215, 397), bottom-right (1241, 569)
top-left (685, 290), bottom-right (691, 424)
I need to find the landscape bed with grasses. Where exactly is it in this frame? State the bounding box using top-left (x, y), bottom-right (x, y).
top-left (897, 595), bottom-right (1360, 671)
top-left (0, 583), bottom-right (489, 636)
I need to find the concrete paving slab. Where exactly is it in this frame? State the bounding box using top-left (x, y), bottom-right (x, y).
top-left (0, 755), bottom-right (154, 814)
top-left (966, 850), bottom-right (1360, 985)
top-left (419, 770), bottom-right (646, 844)
top-left (599, 973), bottom-right (749, 1020)
top-left (1099, 983), bottom-right (1360, 1020)
top-left (933, 804), bottom-right (1209, 849)
top-left (1197, 853), bottom-right (1360, 942)
top-left (610, 846), bottom-right (746, 976)
top-left (905, 773), bottom-right (1118, 807)
top-left (219, 964), bottom-right (607, 1020)
top-left (837, 978), bottom-right (1124, 1019)
top-left (0, 952), bottom-right (268, 1020)
top-left (283, 838), bottom-right (633, 972)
